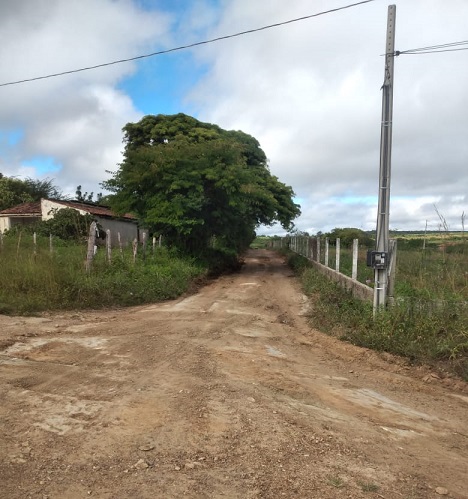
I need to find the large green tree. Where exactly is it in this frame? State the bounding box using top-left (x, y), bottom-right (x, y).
top-left (103, 114), bottom-right (300, 253)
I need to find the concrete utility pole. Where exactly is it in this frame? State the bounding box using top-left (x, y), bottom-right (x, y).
top-left (373, 5), bottom-right (396, 313)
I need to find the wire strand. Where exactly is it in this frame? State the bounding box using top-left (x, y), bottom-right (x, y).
top-left (400, 47), bottom-right (468, 55)
top-left (401, 40), bottom-right (468, 53)
top-left (0, 0), bottom-right (376, 88)
top-left (382, 40), bottom-right (468, 57)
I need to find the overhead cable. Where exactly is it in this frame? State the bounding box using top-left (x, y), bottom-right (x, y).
top-left (0, 0), bottom-right (376, 88)
top-left (382, 40), bottom-right (468, 56)
top-left (398, 47), bottom-right (468, 55)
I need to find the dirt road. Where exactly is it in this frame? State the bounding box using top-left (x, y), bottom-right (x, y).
top-left (1, 249), bottom-right (467, 498)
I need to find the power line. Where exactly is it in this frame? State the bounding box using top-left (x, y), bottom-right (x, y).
top-left (0, 0), bottom-right (377, 88)
top-left (398, 47), bottom-right (468, 55)
top-left (382, 40), bottom-right (468, 56)
top-left (400, 40), bottom-right (468, 53)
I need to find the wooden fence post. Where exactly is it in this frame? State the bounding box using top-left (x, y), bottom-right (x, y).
top-left (132, 238), bottom-right (138, 264)
top-left (117, 232), bottom-right (124, 260)
top-left (49, 233), bottom-right (53, 254)
top-left (85, 221), bottom-right (97, 273)
top-left (158, 234), bottom-right (162, 247)
top-left (106, 229), bottom-right (112, 264)
top-left (33, 232), bottom-right (37, 261)
top-left (316, 237), bottom-right (321, 264)
top-left (152, 236), bottom-right (156, 254)
top-left (352, 239), bottom-right (359, 280)
top-left (16, 231), bottom-right (22, 260)
top-left (142, 232), bottom-right (147, 260)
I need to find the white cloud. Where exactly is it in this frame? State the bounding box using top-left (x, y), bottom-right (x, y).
top-left (189, 0), bottom-right (468, 233)
top-left (0, 0), bottom-right (172, 195)
top-left (1, 0), bottom-right (467, 235)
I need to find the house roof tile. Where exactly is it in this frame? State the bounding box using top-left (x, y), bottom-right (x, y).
top-left (0, 199), bottom-right (136, 220)
top-left (50, 200), bottom-right (136, 220)
top-left (0, 201), bottom-right (41, 216)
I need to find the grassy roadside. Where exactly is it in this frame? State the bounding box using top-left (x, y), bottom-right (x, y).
top-left (0, 234), bottom-right (211, 315)
top-left (285, 252), bottom-right (468, 381)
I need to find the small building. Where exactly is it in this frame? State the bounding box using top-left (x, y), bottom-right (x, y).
top-left (0, 198), bottom-right (145, 246)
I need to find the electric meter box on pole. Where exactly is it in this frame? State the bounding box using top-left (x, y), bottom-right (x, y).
top-left (367, 250), bottom-right (388, 269)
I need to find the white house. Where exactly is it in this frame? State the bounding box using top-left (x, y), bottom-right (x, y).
top-left (0, 199), bottom-right (145, 246)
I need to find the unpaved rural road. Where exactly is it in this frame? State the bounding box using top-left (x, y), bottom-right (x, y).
top-left (1, 249), bottom-right (467, 499)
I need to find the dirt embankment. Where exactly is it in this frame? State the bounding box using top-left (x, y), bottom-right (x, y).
top-left (0, 249), bottom-right (467, 498)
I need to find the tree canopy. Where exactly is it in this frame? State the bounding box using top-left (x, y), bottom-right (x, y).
top-left (0, 174), bottom-right (62, 211)
top-left (103, 113), bottom-right (300, 253)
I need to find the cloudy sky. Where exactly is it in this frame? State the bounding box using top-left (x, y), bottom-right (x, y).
top-left (1, 0), bottom-right (467, 234)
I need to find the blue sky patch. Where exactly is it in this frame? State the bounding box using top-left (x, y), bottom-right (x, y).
top-left (22, 156), bottom-right (62, 175)
top-left (0, 128), bottom-right (24, 154)
top-left (118, 48), bottom-right (209, 118)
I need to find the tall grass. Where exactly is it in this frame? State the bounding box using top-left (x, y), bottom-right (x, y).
top-left (286, 252), bottom-right (468, 381)
top-left (394, 240), bottom-right (467, 301)
top-left (0, 233), bottom-right (205, 314)
top-left (324, 238), bottom-right (466, 301)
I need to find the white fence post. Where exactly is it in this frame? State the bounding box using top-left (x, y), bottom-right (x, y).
top-left (325, 237), bottom-right (329, 267)
top-left (117, 232), bottom-right (124, 260)
top-left (336, 238), bottom-right (341, 272)
top-left (352, 238), bottom-right (359, 280)
top-left (85, 221), bottom-right (97, 272)
top-left (106, 229), bottom-right (112, 264)
top-left (132, 238), bottom-right (138, 264)
top-left (387, 239), bottom-right (397, 305)
top-left (142, 231), bottom-right (147, 260)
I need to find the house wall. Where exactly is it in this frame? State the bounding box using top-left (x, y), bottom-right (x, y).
top-left (0, 217), bottom-right (11, 233)
top-left (95, 217), bottom-right (139, 247)
top-left (41, 199), bottom-right (88, 219)
top-left (41, 199), bottom-right (141, 247)
top-left (0, 199), bottom-right (143, 247)
top-left (0, 216), bottom-right (43, 232)
top-left (10, 217), bottom-right (41, 229)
